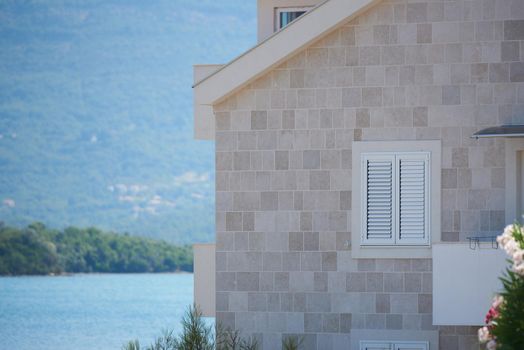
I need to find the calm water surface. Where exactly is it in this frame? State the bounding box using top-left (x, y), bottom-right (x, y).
top-left (0, 273), bottom-right (196, 350)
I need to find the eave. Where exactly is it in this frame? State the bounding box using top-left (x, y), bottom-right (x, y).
top-left (193, 0), bottom-right (380, 140)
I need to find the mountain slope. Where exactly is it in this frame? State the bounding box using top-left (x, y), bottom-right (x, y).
top-left (0, 0), bottom-right (256, 243)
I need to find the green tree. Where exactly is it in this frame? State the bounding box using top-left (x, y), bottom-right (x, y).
top-left (0, 225), bottom-right (60, 275)
top-left (0, 223), bottom-right (193, 275)
top-left (175, 304), bottom-right (214, 350)
top-left (492, 269), bottom-right (524, 349)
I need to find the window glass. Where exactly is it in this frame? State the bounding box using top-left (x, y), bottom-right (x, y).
top-left (279, 10), bottom-right (306, 28)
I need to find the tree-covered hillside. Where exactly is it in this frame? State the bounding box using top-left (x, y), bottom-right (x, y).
top-left (0, 223), bottom-right (193, 275)
top-left (0, 1), bottom-right (256, 243)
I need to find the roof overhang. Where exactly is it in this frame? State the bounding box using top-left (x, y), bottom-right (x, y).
top-left (471, 125), bottom-right (524, 139)
top-left (193, 0), bottom-right (380, 140)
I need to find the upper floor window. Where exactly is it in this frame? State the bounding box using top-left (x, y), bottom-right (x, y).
top-left (276, 7), bottom-right (311, 30)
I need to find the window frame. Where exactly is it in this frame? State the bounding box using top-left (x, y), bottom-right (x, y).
top-left (275, 6), bottom-right (312, 31)
top-left (351, 141), bottom-right (441, 259)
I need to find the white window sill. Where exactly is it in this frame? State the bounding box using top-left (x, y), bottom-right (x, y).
top-left (352, 244), bottom-right (432, 259)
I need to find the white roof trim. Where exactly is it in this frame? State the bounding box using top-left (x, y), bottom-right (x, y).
top-left (192, 1), bottom-right (327, 89)
top-left (193, 0), bottom-right (379, 139)
top-left (194, 0), bottom-right (378, 105)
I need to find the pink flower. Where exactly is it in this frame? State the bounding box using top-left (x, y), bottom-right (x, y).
top-left (478, 326), bottom-right (491, 343)
top-left (487, 340), bottom-right (497, 350)
top-left (491, 295), bottom-right (503, 309)
top-left (485, 305), bottom-right (500, 325)
top-left (496, 225), bottom-right (524, 276)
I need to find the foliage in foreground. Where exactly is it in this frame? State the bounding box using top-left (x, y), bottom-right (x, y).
top-left (123, 305), bottom-right (213, 350)
top-left (216, 325), bottom-right (258, 350)
top-left (492, 269), bottom-right (524, 349)
top-left (0, 222), bottom-right (192, 275)
top-left (479, 223), bottom-right (524, 350)
top-left (281, 336), bottom-right (303, 350)
top-left (123, 305), bottom-right (302, 350)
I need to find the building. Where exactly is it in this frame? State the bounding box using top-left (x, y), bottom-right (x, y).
top-left (192, 0), bottom-right (524, 348)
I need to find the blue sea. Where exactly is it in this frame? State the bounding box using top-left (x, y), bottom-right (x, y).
top-left (0, 273), bottom-right (198, 350)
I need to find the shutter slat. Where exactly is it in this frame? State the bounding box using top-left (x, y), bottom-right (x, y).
top-left (364, 156), bottom-right (394, 244)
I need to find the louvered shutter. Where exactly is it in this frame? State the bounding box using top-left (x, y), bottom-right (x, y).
top-left (396, 153), bottom-right (430, 245)
top-left (360, 341), bottom-right (427, 350)
top-left (362, 154), bottom-right (395, 245)
top-left (360, 342), bottom-right (392, 350)
top-left (394, 342), bottom-right (428, 350)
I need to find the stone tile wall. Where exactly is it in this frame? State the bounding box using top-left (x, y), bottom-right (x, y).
top-left (212, 0), bottom-right (524, 348)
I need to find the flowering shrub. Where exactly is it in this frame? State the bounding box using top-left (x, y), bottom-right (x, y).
top-left (478, 295), bottom-right (503, 350)
top-left (498, 224), bottom-right (524, 275)
top-left (478, 224), bottom-right (524, 350)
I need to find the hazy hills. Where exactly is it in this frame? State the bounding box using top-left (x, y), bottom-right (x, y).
top-left (0, 0), bottom-right (256, 243)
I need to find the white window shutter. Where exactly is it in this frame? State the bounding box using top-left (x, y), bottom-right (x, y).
top-left (396, 153), bottom-right (430, 245)
top-left (362, 154), bottom-right (395, 245)
top-left (394, 342), bottom-right (429, 350)
top-left (360, 341), bottom-right (392, 350)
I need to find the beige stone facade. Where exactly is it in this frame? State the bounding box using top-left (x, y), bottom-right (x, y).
top-left (205, 0), bottom-right (524, 348)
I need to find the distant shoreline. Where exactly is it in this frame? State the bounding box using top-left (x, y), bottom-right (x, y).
top-left (0, 224), bottom-right (194, 275)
